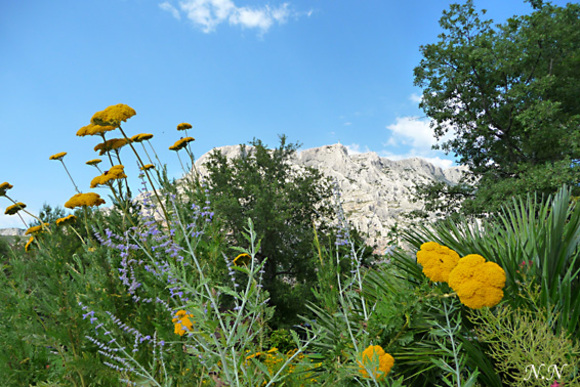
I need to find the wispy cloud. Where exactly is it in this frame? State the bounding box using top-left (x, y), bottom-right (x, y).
top-left (379, 150), bottom-right (454, 169)
top-left (343, 122), bottom-right (352, 126)
top-left (345, 143), bottom-right (371, 155)
top-left (409, 93), bottom-right (422, 104)
top-left (161, 0), bottom-right (297, 34)
top-left (385, 116), bottom-right (436, 149)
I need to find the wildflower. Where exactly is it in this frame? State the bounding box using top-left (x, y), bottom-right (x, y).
top-left (77, 123), bottom-right (116, 137)
top-left (140, 164), bottom-right (155, 171)
top-left (94, 138), bottom-right (131, 155)
top-left (0, 182), bottom-right (13, 196)
top-left (177, 123), bottom-right (192, 131)
top-left (233, 253), bottom-right (251, 266)
top-left (169, 137), bottom-right (195, 151)
top-left (172, 310), bottom-right (194, 336)
top-left (358, 345), bottom-right (395, 381)
top-left (64, 192), bottom-right (106, 209)
top-left (49, 152), bottom-right (67, 161)
top-left (25, 223), bottom-right (49, 235)
top-left (90, 165), bottom-right (127, 188)
top-left (86, 159), bottom-right (102, 166)
top-left (25, 236), bottom-right (34, 252)
top-left (91, 104), bottom-right (136, 127)
top-left (56, 214), bottom-right (77, 226)
top-left (448, 254), bottom-right (506, 309)
top-left (416, 241), bottom-right (460, 283)
top-left (5, 202), bottom-right (26, 215)
top-left (130, 133), bottom-right (154, 142)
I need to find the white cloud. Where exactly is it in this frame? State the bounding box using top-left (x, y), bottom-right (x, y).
top-left (343, 122), bottom-right (352, 126)
top-left (167, 0), bottom-right (294, 34)
top-left (345, 143), bottom-right (371, 155)
top-left (159, 1), bottom-right (181, 19)
top-left (386, 116), bottom-right (436, 149)
top-left (379, 150), bottom-right (454, 169)
top-left (409, 93), bottom-right (422, 104)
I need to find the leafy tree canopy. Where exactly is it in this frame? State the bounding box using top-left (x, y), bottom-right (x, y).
top-left (413, 0), bottom-right (580, 215)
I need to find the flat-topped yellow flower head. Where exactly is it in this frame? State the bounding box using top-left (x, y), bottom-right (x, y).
top-left (416, 241), bottom-right (460, 283)
top-left (5, 202), bottom-right (26, 215)
top-left (233, 253), bottom-right (251, 266)
top-left (172, 310), bottom-right (194, 336)
top-left (358, 345), bottom-right (394, 381)
top-left (140, 164), bottom-right (155, 171)
top-left (130, 133), bottom-right (154, 143)
top-left (56, 214), bottom-right (77, 227)
top-left (169, 137), bottom-right (195, 151)
top-left (90, 165), bottom-right (127, 188)
top-left (64, 192), bottom-right (106, 209)
top-left (448, 254), bottom-right (506, 309)
top-left (25, 236), bottom-right (34, 252)
top-left (94, 138), bottom-right (131, 155)
top-left (0, 182), bottom-right (13, 196)
top-left (25, 223), bottom-right (50, 235)
top-left (86, 159), bottom-right (102, 166)
top-left (77, 123), bottom-right (116, 137)
top-left (49, 152), bottom-right (67, 161)
top-left (177, 123), bottom-right (192, 131)
top-left (91, 104), bottom-right (136, 127)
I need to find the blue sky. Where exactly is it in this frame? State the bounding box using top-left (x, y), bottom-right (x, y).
top-left (0, 0), bottom-right (568, 228)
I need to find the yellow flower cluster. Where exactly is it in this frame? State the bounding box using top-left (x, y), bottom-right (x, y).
top-left (169, 137), bottom-right (195, 151)
top-left (64, 192), bottom-right (106, 209)
top-left (448, 254), bottom-right (506, 309)
top-left (416, 241), bottom-right (460, 283)
top-left (140, 164), bottom-right (155, 171)
top-left (130, 133), bottom-right (154, 143)
top-left (172, 310), bottom-right (194, 336)
top-left (0, 182), bottom-right (13, 196)
top-left (233, 253), bottom-right (251, 266)
top-left (86, 159), bottom-right (102, 166)
top-left (358, 345), bottom-right (394, 381)
top-left (91, 103), bottom-right (136, 127)
top-left (177, 122), bottom-right (192, 131)
top-left (4, 202), bottom-right (26, 215)
top-left (56, 214), bottom-right (77, 226)
top-left (25, 223), bottom-right (50, 235)
top-left (90, 165), bottom-right (127, 188)
top-left (94, 138), bottom-right (131, 155)
top-left (76, 123), bottom-right (116, 137)
top-left (25, 236), bottom-right (34, 252)
top-left (49, 152), bottom-right (67, 161)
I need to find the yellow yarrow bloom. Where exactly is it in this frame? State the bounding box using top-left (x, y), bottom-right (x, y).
top-left (64, 192), bottom-right (106, 209)
top-left (86, 159), bottom-right (102, 166)
top-left (416, 241), bottom-right (460, 283)
top-left (177, 123), bottom-right (192, 131)
top-left (358, 345), bottom-right (394, 381)
top-left (94, 138), bottom-right (131, 155)
top-left (130, 133), bottom-right (154, 143)
top-left (140, 164), bottom-right (155, 171)
top-left (169, 137), bottom-right (195, 151)
top-left (91, 104), bottom-right (136, 127)
top-left (77, 123), bottom-right (116, 137)
top-left (56, 214), bottom-right (77, 226)
top-left (448, 254), bottom-right (506, 309)
top-left (49, 152), bottom-right (67, 161)
top-left (5, 202), bottom-right (26, 215)
top-left (90, 165), bottom-right (127, 188)
top-left (25, 223), bottom-right (49, 235)
top-left (25, 236), bottom-right (34, 252)
top-left (0, 182), bottom-right (13, 196)
top-left (172, 310), bottom-right (194, 336)
top-left (233, 253), bottom-right (251, 266)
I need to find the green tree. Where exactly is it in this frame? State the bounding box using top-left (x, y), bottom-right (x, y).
top-left (413, 0), bottom-right (580, 215)
top-left (204, 135), bottom-right (334, 328)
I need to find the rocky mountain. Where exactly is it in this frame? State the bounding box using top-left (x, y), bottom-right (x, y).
top-left (0, 228), bottom-right (25, 237)
top-left (193, 143), bottom-right (468, 253)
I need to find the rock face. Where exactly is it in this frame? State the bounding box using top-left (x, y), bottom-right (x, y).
top-left (193, 143), bottom-right (468, 253)
top-left (0, 228), bottom-right (25, 237)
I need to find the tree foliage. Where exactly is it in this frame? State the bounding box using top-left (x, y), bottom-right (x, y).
top-left (204, 135), bottom-right (334, 328)
top-left (413, 0), bottom-right (580, 215)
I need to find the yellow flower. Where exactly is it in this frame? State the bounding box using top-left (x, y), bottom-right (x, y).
top-left (25, 223), bottom-right (49, 235)
top-left (49, 152), bottom-right (67, 161)
top-left (169, 137), bottom-right (195, 151)
top-left (64, 192), bottom-right (106, 209)
top-left (77, 123), bottom-right (116, 137)
top-left (448, 254), bottom-right (506, 309)
top-left (233, 253), bottom-right (251, 266)
top-left (94, 138), bottom-right (131, 155)
top-left (172, 310), bottom-right (194, 336)
top-left (0, 182), bottom-right (13, 196)
top-left (56, 214), bottom-right (77, 226)
top-left (5, 202), bottom-right (26, 215)
top-left (25, 236), bottom-right (34, 252)
top-left (177, 123), bottom-right (192, 131)
top-left (130, 133), bottom-right (154, 143)
top-left (90, 165), bottom-right (127, 188)
top-left (91, 104), bottom-right (136, 127)
top-left (358, 345), bottom-right (394, 381)
top-left (86, 159), bottom-right (102, 166)
top-left (140, 164), bottom-right (155, 171)
top-left (416, 241), bottom-right (460, 283)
